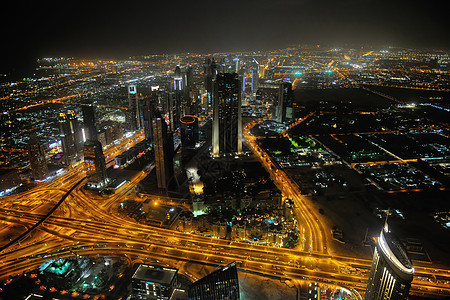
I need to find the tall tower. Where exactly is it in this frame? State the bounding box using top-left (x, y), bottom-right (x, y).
top-left (83, 140), bottom-right (108, 187)
top-left (204, 58), bottom-right (218, 107)
top-left (152, 110), bottom-right (174, 190)
top-left (127, 84), bottom-right (139, 132)
top-left (59, 110), bottom-right (80, 165)
top-left (173, 66), bottom-right (183, 133)
top-left (274, 82), bottom-right (293, 123)
top-left (27, 134), bottom-right (49, 181)
top-left (364, 222), bottom-right (414, 300)
top-left (142, 95), bottom-right (155, 142)
top-left (82, 105), bottom-right (97, 141)
top-left (212, 73), bottom-right (242, 157)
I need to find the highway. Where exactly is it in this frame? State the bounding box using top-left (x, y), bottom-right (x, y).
top-left (0, 125), bottom-right (449, 299)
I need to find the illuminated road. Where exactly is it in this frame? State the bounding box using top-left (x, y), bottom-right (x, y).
top-left (0, 128), bottom-right (449, 299)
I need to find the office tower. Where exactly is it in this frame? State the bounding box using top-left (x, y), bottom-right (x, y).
top-left (59, 111), bottom-right (80, 165)
top-left (83, 140), bottom-right (108, 187)
top-left (180, 115), bottom-right (199, 149)
top-left (274, 82), bottom-right (293, 123)
top-left (27, 134), bottom-right (49, 181)
top-left (127, 84), bottom-right (140, 132)
top-left (212, 72), bottom-right (242, 156)
top-left (188, 262), bottom-right (240, 300)
top-left (142, 95), bottom-right (156, 141)
top-left (364, 222), bottom-right (414, 300)
top-left (251, 67), bottom-right (259, 93)
top-left (233, 57), bottom-right (240, 73)
top-left (182, 66), bottom-right (193, 108)
top-left (131, 264), bottom-right (178, 300)
top-left (152, 110), bottom-right (174, 190)
top-left (82, 105), bottom-right (97, 141)
top-left (204, 58), bottom-right (218, 106)
top-left (173, 66), bottom-right (183, 132)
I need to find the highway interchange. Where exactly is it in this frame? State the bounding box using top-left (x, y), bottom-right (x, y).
top-left (0, 122), bottom-right (449, 299)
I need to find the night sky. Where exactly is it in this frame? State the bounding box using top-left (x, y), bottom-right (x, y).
top-left (2, 0), bottom-right (448, 76)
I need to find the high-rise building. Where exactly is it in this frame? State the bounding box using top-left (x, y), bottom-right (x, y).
top-left (251, 67), bottom-right (259, 93)
top-left (364, 222), bottom-right (414, 300)
top-left (59, 111), bottom-right (80, 165)
top-left (274, 82), bottom-right (293, 123)
top-left (173, 66), bottom-right (183, 133)
top-left (127, 84), bottom-right (140, 132)
top-left (131, 264), bottom-right (178, 300)
top-left (83, 140), bottom-right (108, 187)
top-left (82, 105), bottom-right (97, 141)
top-left (204, 58), bottom-right (218, 106)
top-left (180, 115), bottom-right (199, 149)
top-left (142, 95), bottom-right (156, 142)
top-left (212, 72), bottom-right (242, 156)
top-left (152, 111), bottom-right (174, 190)
top-left (27, 134), bottom-right (49, 181)
top-left (188, 262), bottom-right (240, 300)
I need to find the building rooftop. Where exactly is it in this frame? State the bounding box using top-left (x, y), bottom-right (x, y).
top-left (132, 264), bottom-right (178, 285)
top-left (379, 223), bottom-right (414, 274)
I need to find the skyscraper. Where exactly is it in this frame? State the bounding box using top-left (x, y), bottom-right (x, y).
top-left (59, 110), bottom-right (80, 165)
top-left (173, 66), bottom-right (183, 133)
top-left (127, 84), bottom-right (140, 132)
top-left (82, 105), bottom-right (97, 141)
top-left (180, 115), bottom-right (199, 149)
top-left (83, 140), bottom-right (108, 187)
top-left (364, 222), bottom-right (414, 300)
top-left (27, 134), bottom-right (49, 181)
top-left (188, 262), bottom-right (240, 300)
top-left (212, 72), bottom-right (242, 156)
top-left (142, 94), bottom-right (156, 142)
top-left (152, 110), bottom-right (174, 190)
top-left (204, 58), bottom-right (218, 106)
top-left (274, 82), bottom-right (293, 123)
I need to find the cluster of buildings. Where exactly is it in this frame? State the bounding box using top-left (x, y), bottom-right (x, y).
top-left (131, 262), bottom-right (240, 300)
top-left (176, 195), bottom-right (296, 247)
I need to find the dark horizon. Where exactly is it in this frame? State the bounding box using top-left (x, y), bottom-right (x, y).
top-left (2, 0), bottom-right (449, 77)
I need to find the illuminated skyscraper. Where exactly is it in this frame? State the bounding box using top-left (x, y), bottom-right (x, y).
top-left (364, 222), bottom-right (414, 300)
top-left (83, 140), bottom-right (108, 188)
top-left (212, 72), bottom-right (242, 156)
top-left (27, 134), bottom-right (49, 181)
top-left (274, 82), bottom-right (293, 123)
top-left (127, 84), bottom-right (140, 132)
top-left (59, 110), bottom-right (80, 165)
top-left (152, 110), bottom-right (174, 190)
top-left (173, 66), bottom-right (183, 132)
top-left (204, 58), bottom-right (218, 106)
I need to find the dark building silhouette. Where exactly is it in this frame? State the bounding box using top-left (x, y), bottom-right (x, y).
top-left (142, 95), bottom-right (156, 142)
top-left (152, 110), bottom-right (174, 190)
top-left (83, 140), bottom-right (108, 187)
top-left (188, 262), bottom-right (240, 300)
top-left (27, 134), bottom-right (49, 181)
top-left (212, 73), bottom-right (242, 156)
top-left (364, 222), bottom-right (414, 300)
top-left (180, 115), bottom-right (199, 149)
top-left (58, 110), bottom-right (80, 165)
top-left (82, 105), bottom-right (97, 141)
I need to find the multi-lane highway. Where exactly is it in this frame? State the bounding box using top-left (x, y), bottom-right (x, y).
top-left (0, 125), bottom-right (449, 299)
